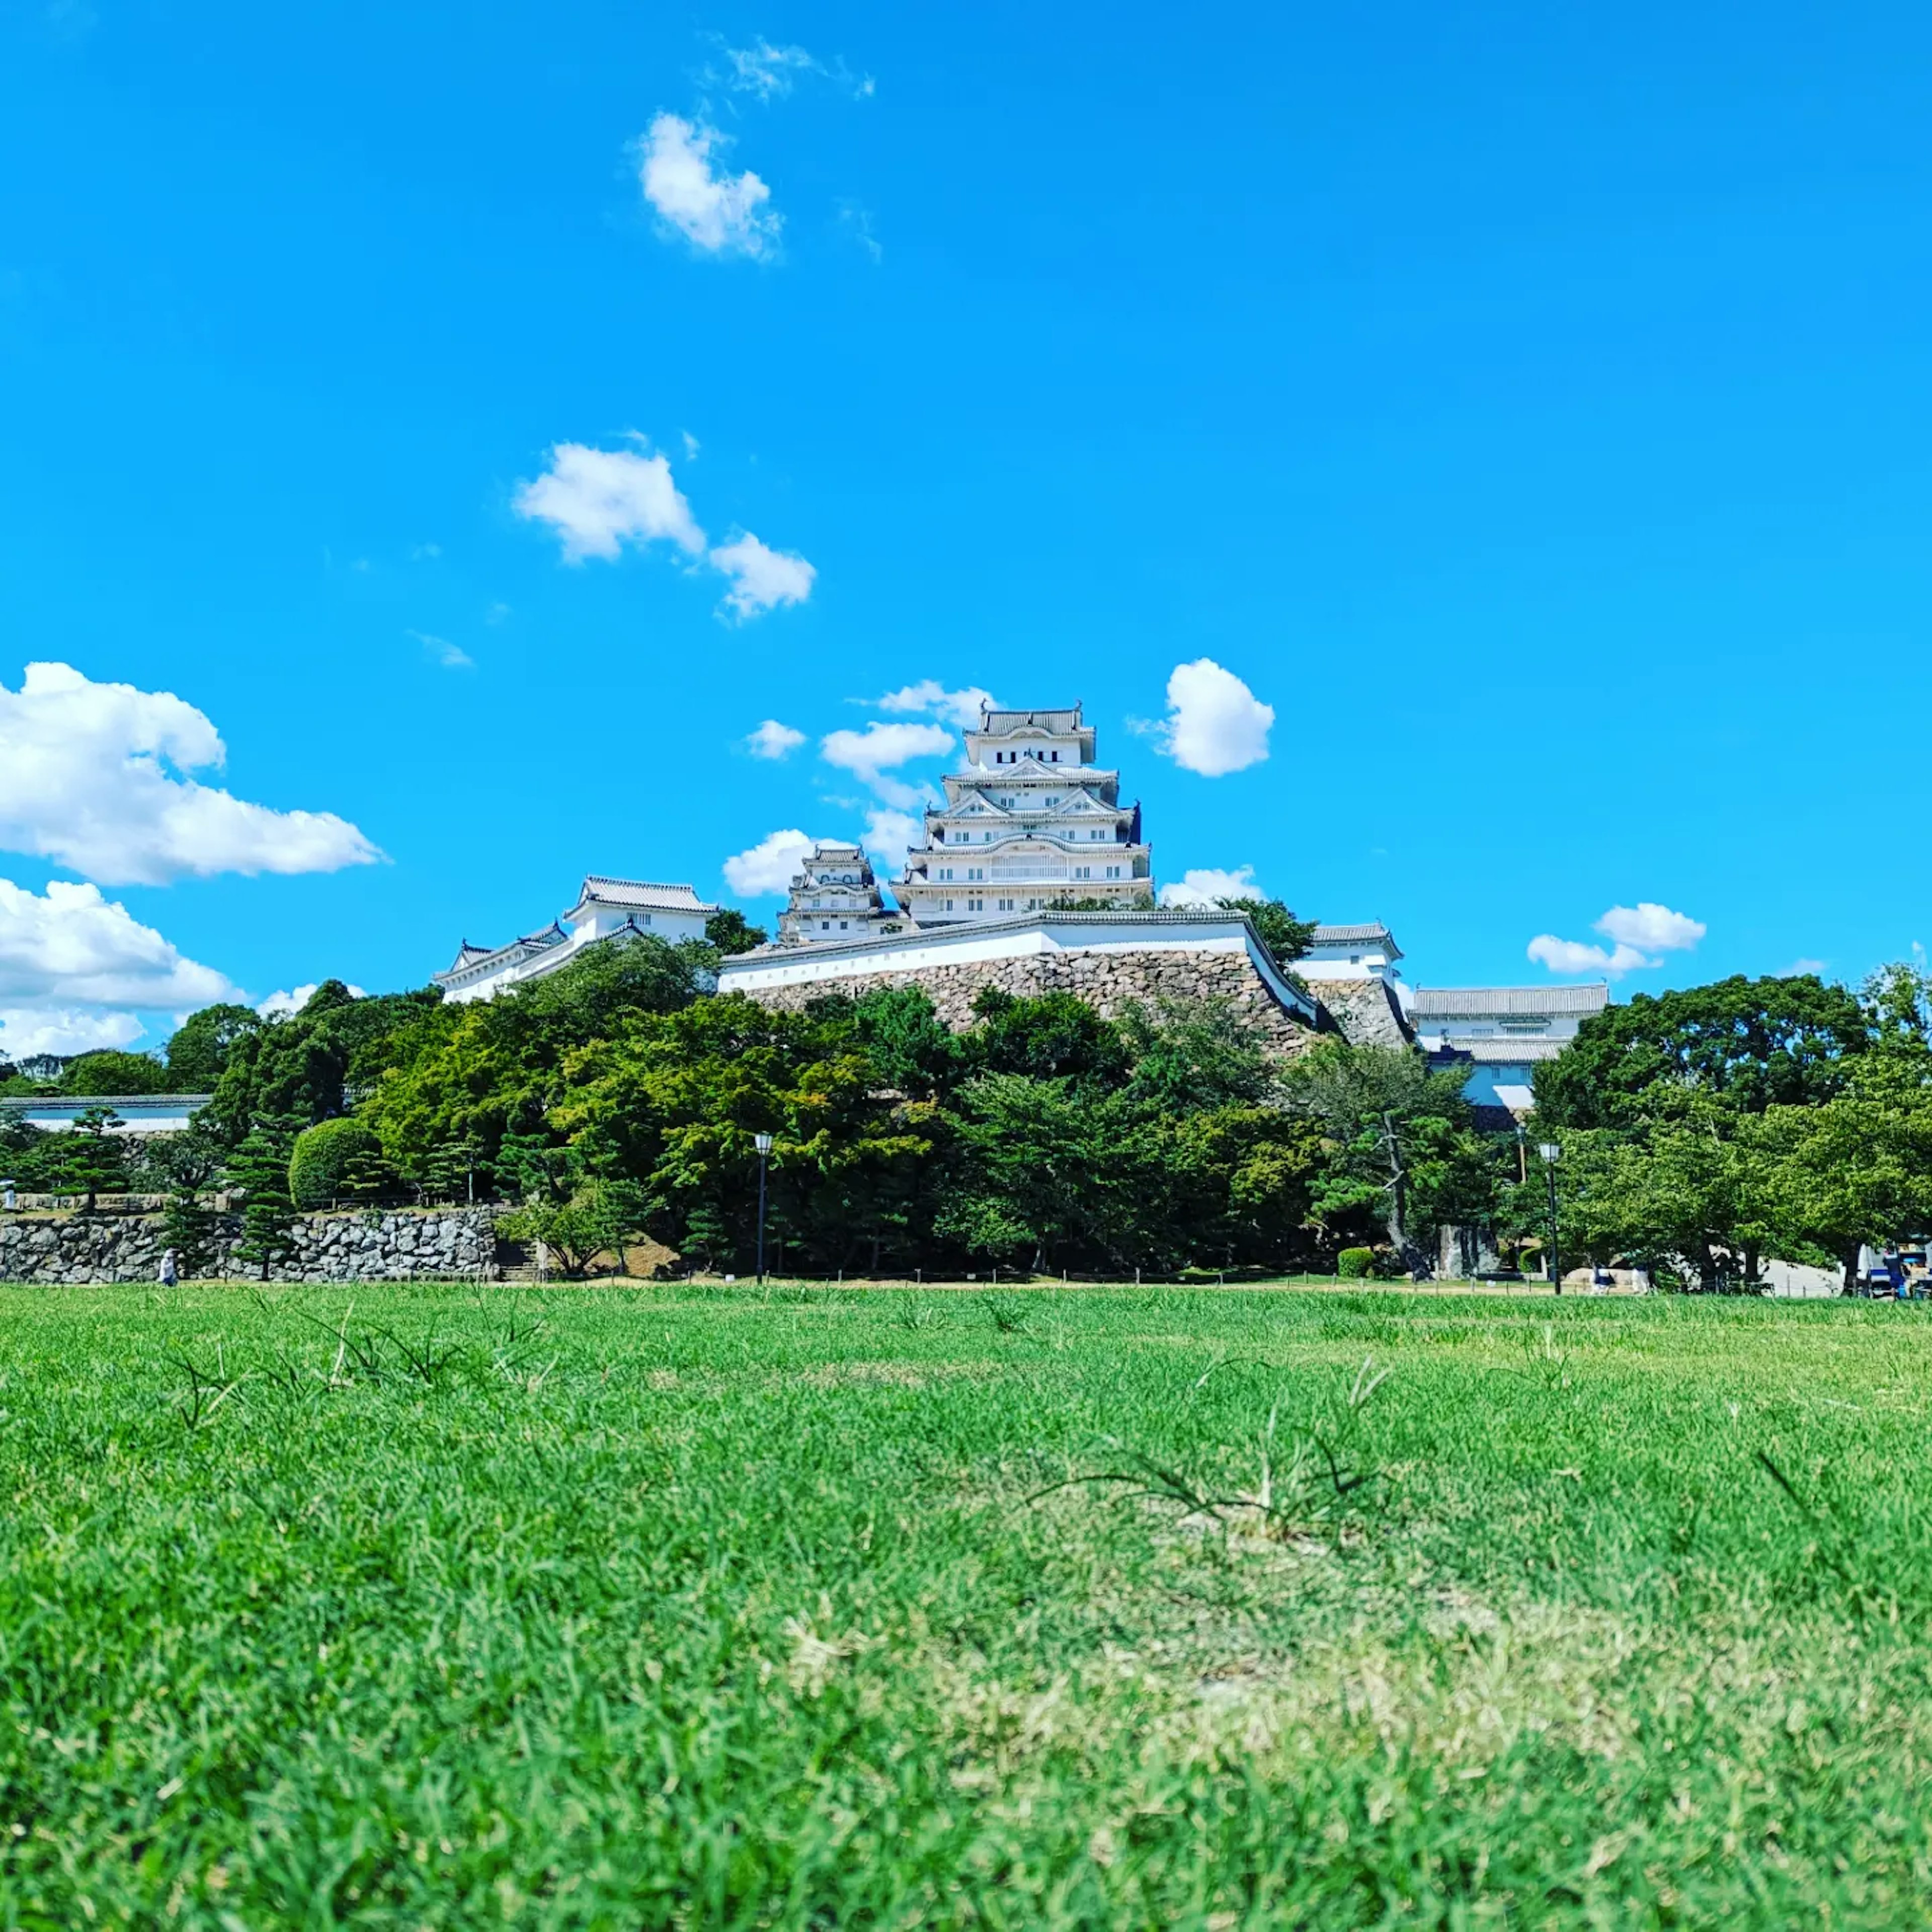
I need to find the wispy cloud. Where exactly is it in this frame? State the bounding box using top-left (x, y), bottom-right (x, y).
top-left (872, 680), bottom-right (994, 731)
top-left (409, 629), bottom-right (473, 671)
top-left (821, 721), bottom-right (953, 813)
top-left (837, 200), bottom-right (883, 263)
top-left (708, 35), bottom-right (874, 102)
top-left (637, 113), bottom-right (781, 260)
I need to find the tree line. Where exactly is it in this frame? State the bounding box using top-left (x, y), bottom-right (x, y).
top-left (4, 929), bottom-right (1927, 1287)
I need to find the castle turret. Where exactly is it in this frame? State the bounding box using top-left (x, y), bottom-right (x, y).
top-left (777, 842), bottom-right (907, 946)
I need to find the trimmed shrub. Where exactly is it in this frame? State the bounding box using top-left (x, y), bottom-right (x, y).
top-left (1336, 1246), bottom-right (1376, 1279)
top-left (288, 1116), bottom-right (381, 1210)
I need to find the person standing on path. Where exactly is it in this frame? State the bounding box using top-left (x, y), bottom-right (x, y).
top-left (157, 1248), bottom-right (179, 1287)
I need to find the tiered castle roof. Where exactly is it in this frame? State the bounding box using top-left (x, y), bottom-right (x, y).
top-left (898, 701), bottom-right (1152, 927)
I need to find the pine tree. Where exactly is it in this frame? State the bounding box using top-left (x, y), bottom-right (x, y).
top-left (228, 1116), bottom-right (298, 1280)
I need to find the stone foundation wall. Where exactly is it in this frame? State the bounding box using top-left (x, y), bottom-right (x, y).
top-left (1309, 978), bottom-right (1413, 1049)
top-left (741, 945), bottom-right (1314, 1057)
top-left (0, 1207), bottom-right (500, 1285)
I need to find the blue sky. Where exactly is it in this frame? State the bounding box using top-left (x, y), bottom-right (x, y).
top-left (3, 0), bottom-right (1929, 1055)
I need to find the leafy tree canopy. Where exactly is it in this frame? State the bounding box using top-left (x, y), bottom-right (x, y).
top-left (1217, 896), bottom-right (1319, 972)
top-left (60, 1050), bottom-right (173, 1096)
top-left (1534, 974), bottom-right (1870, 1128)
top-left (163, 1003), bottom-right (263, 1091)
top-left (704, 908), bottom-right (768, 956)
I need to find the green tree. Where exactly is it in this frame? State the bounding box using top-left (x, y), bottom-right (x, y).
top-left (1279, 1040), bottom-right (1491, 1263)
top-left (163, 1003), bottom-right (263, 1091)
top-left (1534, 975), bottom-right (1870, 1130)
top-left (46, 1108), bottom-right (129, 1210)
top-left (61, 1051), bottom-right (172, 1096)
top-left (1217, 896), bottom-right (1319, 972)
top-left (228, 1117), bottom-right (299, 1279)
top-left (150, 1118), bottom-right (226, 1278)
top-left (961, 988), bottom-right (1129, 1091)
top-left (289, 1116), bottom-right (384, 1209)
top-left (704, 908), bottom-right (768, 956)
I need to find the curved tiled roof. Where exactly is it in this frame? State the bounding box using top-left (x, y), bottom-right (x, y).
top-left (1411, 985), bottom-right (1608, 1018)
top-left (573, 875), bottom-right (714, 913)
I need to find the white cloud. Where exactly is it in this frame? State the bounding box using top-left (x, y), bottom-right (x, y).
top-left (1596, 903), bottom-right (1708, 953)
top-left (518, 446), bottom-right (815, 621)
top-left (0, 663), bottom-right (382, 887)
top-left (0, 1007), bottom-right (144, 1061)
top-left (873, 681), bottom-right (996, 732)
top-left (410, 542), bottom-right (441, 562)
top-left (485, 601), bottom-right (512, 626)
top-left (862, 809), bottom-right (921, 878)
top-left (409, 630), bottom-right (472, 671)
top-left (821, 722), bottom-right (953, 812)
top-left (681, 430), bottom-right (701, 461)
top-left (1159, 865), bottom-right (1262, 908)
top-left (1148, 659), bottom-right (1273, 777)
top-left (710, 532), bottom-right (816, 621)
top-left (1526, 936), bottom-right (1651, 977)
top-left (1526, 902), bottom-right (1706, 979)
top-left (723, 828), bottom-right (816, 897)
top-left (637, 113), bottom-right (781, 260)
top-left (257, 981), bottom-right (365, 1019)
top-left (514, 441), bottom-right (706, 564)
top-left (1780, 958), bottom-right (1828, 978)
top-left (0, 876), bottom-right (234, 1017)
top-left (745, 719), bottom-right (807, 760)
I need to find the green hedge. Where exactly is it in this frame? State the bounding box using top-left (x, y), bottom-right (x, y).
top-left (1336, 1246), bottom-right (1376, 1279)
top-left (288, 1117), bottom-right (381, 1210)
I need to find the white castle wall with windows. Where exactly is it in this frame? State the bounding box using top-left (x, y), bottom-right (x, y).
top-left (434, 875), bottom-right (716, 1004)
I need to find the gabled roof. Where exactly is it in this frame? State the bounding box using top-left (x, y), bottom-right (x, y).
top-left (1411, 984), bottom-right (1609, 1018)
top-left (569, 875), bottom-right (715, 916)
top-left (436, 926), bottom-right (567, 984)
top-left (1312, 922), bottom-right (1402, 958)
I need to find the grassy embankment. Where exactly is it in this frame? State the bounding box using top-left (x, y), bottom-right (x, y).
top-left (2, 1282), bottom-right (1928, 1926)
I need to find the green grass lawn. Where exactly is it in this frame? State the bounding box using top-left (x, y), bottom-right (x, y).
top-left (3, 1283), bottom-right (1930, 1928)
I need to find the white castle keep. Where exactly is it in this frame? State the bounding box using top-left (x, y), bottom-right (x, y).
top-left (893, 703), bottom-right (1152, 926)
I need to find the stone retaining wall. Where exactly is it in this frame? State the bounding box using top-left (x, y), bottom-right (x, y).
top-left (0, 1207), bottom-right (500, 1285)
top-left (741, 944), bottom-right (1315, 1056)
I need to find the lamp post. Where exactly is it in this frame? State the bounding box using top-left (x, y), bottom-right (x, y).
top-left (753, 1132), bottom-right (774, 1285)
top-left (1537, 1141), bottom-right (1562, 1295)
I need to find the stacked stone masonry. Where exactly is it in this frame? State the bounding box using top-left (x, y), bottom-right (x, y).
top-left (1308, 977), bottom-right (1413, 1049)
top-left (0, 1208), bottom-right (500, 1286)
top-left (741, 946), bottom-right (1316, 1057)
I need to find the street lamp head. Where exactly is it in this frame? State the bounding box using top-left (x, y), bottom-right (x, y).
top-left (1538, 1142), bottom-right (1561, 1164)
top-left (753, 1132), bottom-right (774, 1156)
